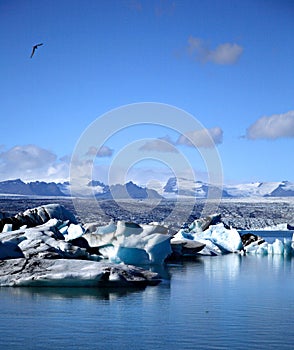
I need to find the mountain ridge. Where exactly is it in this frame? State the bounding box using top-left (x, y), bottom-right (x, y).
top-left (162, 177), bottom-right (294, 198)
top-left (0, 179), bottom-right (66, 197)
top-left (0, 178), bottom-right (293, 198)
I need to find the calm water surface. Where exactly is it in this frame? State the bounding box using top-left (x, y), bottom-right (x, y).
top-left (0, 254), bottom-right (293, 350)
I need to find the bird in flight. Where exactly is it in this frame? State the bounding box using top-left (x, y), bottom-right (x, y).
top-left (30, 43), bottom-right (43, 58)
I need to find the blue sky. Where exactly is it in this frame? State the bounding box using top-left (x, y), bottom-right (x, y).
top-left (0, 0), bottom-right (293, 185)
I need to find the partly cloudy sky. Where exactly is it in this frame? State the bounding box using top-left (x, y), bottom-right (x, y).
top-left (0, 0), bottom-right (293, 184)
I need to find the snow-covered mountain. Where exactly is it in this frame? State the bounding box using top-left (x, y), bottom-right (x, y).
top-left (224, 181), bottom-right (294, 198)
top-left (0, 178), bottom-right (293, 198)
top-left (0, 179), bottom-right (162, 199)
top-left (162, 177), bottom-right (294, 198)
top-left (163, 177), bottom-right (231, 198)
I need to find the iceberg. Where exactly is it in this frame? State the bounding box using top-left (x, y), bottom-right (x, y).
top-left (172, 221), bottom-right (243, 256)
top-left (83, 220), bottom-right (172, 265)
top-left (0, 204), bottom-right (173, 267)
top-left (0, 205), bottom-right (162, 288)
top-left (0, 258), bottom-right (161, 287)
top-left (244, 237), bottom-right (293, 256)
top-left (0, 203), bottom-right (77, 233)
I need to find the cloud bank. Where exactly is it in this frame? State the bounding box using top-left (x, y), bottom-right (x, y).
top-left (0, 144), bottom-right (69, 182)
top-left (246, 111), bottom-right (294, 140)
top-left (188, 36), bottom-right (243, 65)
top-left (177, 127), bottom-right (223, 148)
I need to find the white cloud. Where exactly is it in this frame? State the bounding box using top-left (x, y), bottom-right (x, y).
top-left (0, 144), bottom-right (56, 169)
top-left (0, 144), bottom-right (69, 182)
top-left (188, 36), bottom-right (243, 65)
top-left (177, 127), bottom-right (223, 148)
top-left (246, 111), bottom-right (294, 140)
top-left (139, 136), bottom-right (177, 153)
top-left (86, 145), bottom-right (114, 157)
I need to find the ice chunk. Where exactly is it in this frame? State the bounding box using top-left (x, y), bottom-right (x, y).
top-left (283, 238), bottom-right (292, 255)
top-left (255, 242), bottom-right (269, 255)
top-left (210, 224), bottom-right (243, 253)
top-left (2, 224), bottom-right (12, 233)
top-left (115, 233), bottom-right (172, 265)
top-left (245, 237), bottom-right (293, 256)
top-left (173, 222), bottom-right (243, 255)
top-left (84, 220), bottom-right (172, 265)
top-left (0, 259), bottom-right (161, 287)
top-left (272, 239), bottom-right (284, 255)
top-left (65, 223), bottom-right (84, 241)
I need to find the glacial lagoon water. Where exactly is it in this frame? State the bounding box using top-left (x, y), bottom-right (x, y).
top-left (0, 253), bottom-right (294, 350)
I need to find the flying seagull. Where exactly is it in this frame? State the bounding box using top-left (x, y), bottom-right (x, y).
top-left (30, 43), bottom-right (43, 58)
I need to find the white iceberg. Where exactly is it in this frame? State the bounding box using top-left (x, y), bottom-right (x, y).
top-left (172, 222), bottom-right (243, 256)
top-left (64, 223), bottom-right (84, 241)
top-left (83, 220), bottom-right (172, 265)
top-left (245, 237), bottom-right (293, 256)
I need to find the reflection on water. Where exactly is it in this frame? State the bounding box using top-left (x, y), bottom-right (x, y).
top-left (1, 285), bottom-right (150, 301)
top-left (202, 254), bottom-right (243, 281)
top-left (1, 255), bottom-right (293, 350)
